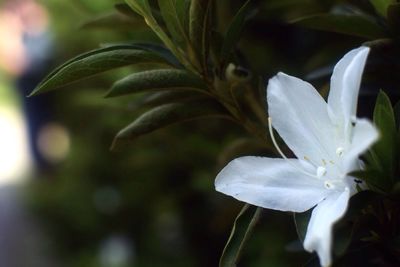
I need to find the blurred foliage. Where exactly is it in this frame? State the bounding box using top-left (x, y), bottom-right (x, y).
top-left (25, 0), bottom-right (400, 266)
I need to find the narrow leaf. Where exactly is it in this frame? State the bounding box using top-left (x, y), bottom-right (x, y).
top-left (387, 3), bottom-right (400, 35)
top-left (372, 90), bottom-right (397, 181)
top-left (158, 0), bottom-right (189, 45)
top-left (370, 0), bottom-right (394, 17)
top-left (294, 210), bottom-right (312, 243)
top-left (30, 46), bottom-right (169, 95)
top-left (141, 90), bottom-right (208, 106)
top-left (80, 12), bottom-right (145, 30)
top-left (219, 205), bottom-right (262, 267)
top-left (106, 69), bottom-right (207, 97)
top-left (220, 0), bottom-right (254, 63)
top-left (189, 0), bottom-right (212, 70)
top-left (115, 3), bottom-right (140, 18)
top-left (112, 100), bottom-right (229, 146)
top-left (292, 14), bottom-right (386, 39)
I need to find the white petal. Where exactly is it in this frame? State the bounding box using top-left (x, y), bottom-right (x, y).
top-left (267, 72), bottom-right (337, 165)
top-left (328, 47), bottom-right (370, 126)
top-left (215, 156), bottom-right (329, 212)
top-left (343, 118), bottom-right (379, 172)
top-left (303, 189), bottom-right (351, 267)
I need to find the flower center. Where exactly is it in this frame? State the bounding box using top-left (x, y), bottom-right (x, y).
top-left (269, 117), bottom-right (333, 180)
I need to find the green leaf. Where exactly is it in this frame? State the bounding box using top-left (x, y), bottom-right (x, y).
top-left (370, 0), bottom-right (395, 17)
top-left (30, 46), bottom-right (170, 96)
top-left (141, 90), bottom-right (208, 106)
top-left (124, 0), bottom-right (152, 16)
top-left (106, 69), bottom-right (207, 97)
top-left (220, 0), bottom-right (254, 63)
top-left (115, 3), bottom-right (140, 18)
top-left (80, 12), bottom-right (145, 31)
top-left (291, 14), bottom-right (386, 39)
top-left (294, 210), bottom-right (312, 243)
top-left (158, 0), bottom-right (189, 45)
top-left (126, 0), bottom-right (197, 73)
top-left (219, 205), bottom-right (262, 267)
top-left (372, 90), bottom-right (397, 179)
top-left (387, 3), bottom-right (400, 35)
top-left (112, 100), bottom-right (229, 147)
top-left (113, 42), bottom-right (181, 67)
top-left (189, 0), bottom-right (212, 70)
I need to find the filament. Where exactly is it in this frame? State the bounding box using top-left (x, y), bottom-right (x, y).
top-left (268, 117), bottom-right (317, 179)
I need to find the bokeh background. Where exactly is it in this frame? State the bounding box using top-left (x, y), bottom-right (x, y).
top-left (0, 0), bottom-right (398, 266)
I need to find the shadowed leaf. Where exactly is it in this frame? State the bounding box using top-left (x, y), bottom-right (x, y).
top-left (292, 14), bottom-right (386, 39)
top-left (372, 90), bottom-right (397, 180)
top-left (158, 0), bottom-right (189, 45)
top-left (112, 100), bottom-right (230, 147)
top-left (219, 205), bottom-right (262, 267)
top-left (370, 0), bottom-right (395, 17)
top-left (30, 46), bottom-right (170, 95)
top-left (106, 69), bottom-right (207, 97)
top-left (80, 12), bottom-right (145, 30)
top-left (220, 0), bottom-right (254, 63)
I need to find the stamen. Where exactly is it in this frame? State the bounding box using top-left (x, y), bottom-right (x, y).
top-left (324, 181), bottom-right (333, 189)
top-left (336, 147), bottom-right (344, 156)
top-left (322, 159), bottom-right (327, 166)
top-left (268, 117), bottom-right (317, 178)
top-left (324, 179), bottom-right (345, 190)
top-left (268, 117), bottom-right (290, 162)
top-left (316, 166), bottom-right (326, 178)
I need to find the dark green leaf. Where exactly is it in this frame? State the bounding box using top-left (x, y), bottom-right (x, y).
top-left (351, 169), bottom-right (390, 193)
top-left (115, 3), bottom-right (140, 17)
top-left (80, 12), bottom-right (145, 30)
top-left (112, 100), bottom-right (230, 146)
top-left (125, 0), bottom-right (152, 16)
top-left (294, 210), bottom-right (312, 243)
top-left (189, 0), bottom-right (212, 70)
top-left (141, 90), bottom-right (208, 106)
top-left (372, 90), bottom-right (397, 180)
top-left (106, 69), bottom-right (207, 97)
top-left (116, 2), bottom-right (164, 23)
top-left (99, 42), bottom-right (181, 67)
top-left (30, 46), bottom-right (170, 95)
top-left (387, 3), bottom-right (400, 36)
top-left (158, 0), bottom-right (189, 45)
top-left (220, 0), bottom-right (254, 63)
top-left (219, 205), bottom-right (262, 267)
top-left (292, 14), bottom-right (386, 39)
top-left (370, 0), bottom-right (395, 17)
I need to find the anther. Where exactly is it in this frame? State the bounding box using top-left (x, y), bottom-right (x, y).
top-left (336, 147), bottom-right (344, 156)
top-left (324, 181), bottom-right (333, 189)
top-left (317, 166), bottom-right (327, 178)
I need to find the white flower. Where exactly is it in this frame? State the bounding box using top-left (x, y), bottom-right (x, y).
top-left (215, 47), bottom-right (379, 267)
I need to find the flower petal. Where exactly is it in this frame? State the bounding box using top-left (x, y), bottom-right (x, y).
top-left (343, 118), bottom-right (379, 172)
top-left (215, 156), bottom-right (329, 212)
top-left (267, 72), bottom-right (337, 165)
top-left (328, 46), bottom-right (370, 126)
top-left (303, 189), bottom-right (351, 267)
